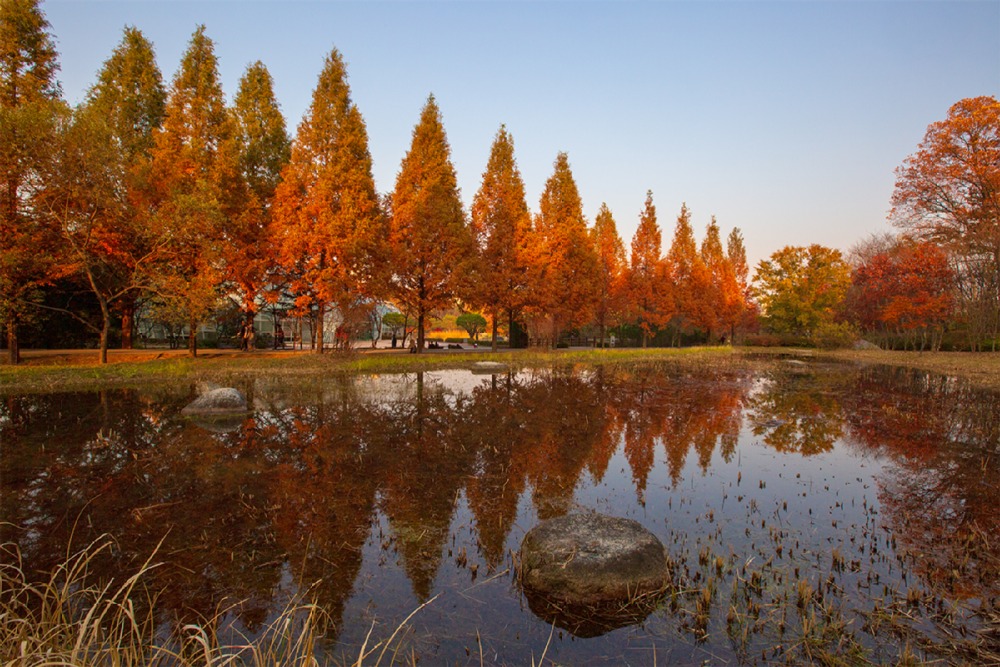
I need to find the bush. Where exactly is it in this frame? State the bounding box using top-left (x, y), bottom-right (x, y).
top-left (810, 322), bottom-right (858, 349)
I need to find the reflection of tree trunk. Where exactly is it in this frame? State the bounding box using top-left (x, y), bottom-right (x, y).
top-left (6, 317), bottom-right (19, 365)
top-left (415, 371), bottom-right (425, 438)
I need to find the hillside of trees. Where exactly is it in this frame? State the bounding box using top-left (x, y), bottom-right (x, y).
top-left (2, 1), bottom-right (997, 363)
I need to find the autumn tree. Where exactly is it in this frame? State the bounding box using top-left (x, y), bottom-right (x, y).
top-left (891, 96), bottom-right (1000, 350)
top-left (726, 227), bottom-right (753, 339)
top-left (526, 152), bottom-right (599, 347)
top-left (228, 61), bottom-right (289, 342)
top-left (389, 95), bottom-right (471, 352)
top-left (700, 216), bottom-right (746, 343)
top-left (145, 26), bottom-right (242, 357)
top-left (0, 0), bottom-right (62, 363)
top-left (40, 110), bottom-right (132, 363)
top-left (48, 28), bottom-right (166, 363)
top-left (666, 203), bottom-right (711, 343)
top-left (591, 202), bottom-right (627, 347)
top-left (627, 191), bottom-right (671, 346)
top-left (469, 125), bottom-right (532, 350)
top-left (273, 50), bottom-right (382, 352)
top-left (846, 238), bottom-right (954, 350)
top-left (753, 244), bottom-right (851, 337)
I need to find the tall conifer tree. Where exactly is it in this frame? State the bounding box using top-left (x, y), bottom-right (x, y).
top-left (147, 26), bottom-right (241, 357)
top-left (591, 202), bottom-right (627, 347)
top-left (666, 203), bottom-right (711, 343)
top-left (628, 191), bottom-right (672, 347)
top-left (82, 26), bottom-right (165, 349)
top-left (699, 217), bottom-right (728, 339)
top-left (726, 227), bottom-right (752, 339)
top-left (0, 0), bottom-right (62, 364)
top-left (274, 49), bottom-right (381, 352)
top-left (529, 152), bottom-right (599, 346)
top-left (229, 61), bottom-right (289, 337)
top-left (389, 95), bottom-right (470, 352)
top-left (84, 27), bottom-right (165, 165)
top-left (470, 125), bottom-right (531, 350)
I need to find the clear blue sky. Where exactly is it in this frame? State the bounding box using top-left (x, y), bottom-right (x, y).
top-left (45, 0), bottom-right (1000, 268)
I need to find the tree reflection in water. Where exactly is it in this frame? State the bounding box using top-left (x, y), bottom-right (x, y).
top-left (1, 361), bottom-right (996, 663)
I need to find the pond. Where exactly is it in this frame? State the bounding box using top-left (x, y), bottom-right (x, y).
top-left (2, 360), bottom-right (998, 664)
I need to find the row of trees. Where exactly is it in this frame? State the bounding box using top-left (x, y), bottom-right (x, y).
top-left (3, 0), bottom-right (996, 361)
top-left (1, 2), bottom-right (754, 364)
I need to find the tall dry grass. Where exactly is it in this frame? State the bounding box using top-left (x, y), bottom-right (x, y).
top-left (0, 535), bottom-right (419, 666)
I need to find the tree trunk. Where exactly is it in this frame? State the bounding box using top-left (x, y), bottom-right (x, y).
top-left (98, 298), bottom-right (111, 365)
top-left (417, 311), bottom-right (425, 352)
top-left (315, 303), bottom-right (325, 353)
top-left (188, 317), bottom-right (198, 358)
top-left (642, 328), bottom-right (648, 348)
top-left (491, 316), bottom-right (498, 352)
top-left (6, 317), bottom-right (19, 365)
top-left (121, 300), bottom-right (135, 349)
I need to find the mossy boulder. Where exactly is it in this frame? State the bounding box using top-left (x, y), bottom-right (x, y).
top-left (518, 512), bottom-right (670, 637)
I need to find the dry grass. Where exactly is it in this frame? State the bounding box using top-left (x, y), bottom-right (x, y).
top-left (0, 536), bottom-right (428, 667)
top-left (816, 348), bottom-right (1000, 390)
top-left (0, 346), bottom-right (741, 394)
top-left (6, 344), bottom-right (999, 394)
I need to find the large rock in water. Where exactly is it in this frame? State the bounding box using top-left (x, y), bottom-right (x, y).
top-left (181, 387), bottom-right (248, 416)
top-left (519, 512), bottom-right (669, 637)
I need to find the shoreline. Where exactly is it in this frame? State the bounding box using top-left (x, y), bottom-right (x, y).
top-left (2, 346), bottom-right (999, 393)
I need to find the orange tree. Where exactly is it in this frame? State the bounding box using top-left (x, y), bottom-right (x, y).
top-left (227, 61), bottom-right (289, 342)
top-left (273, 50), bottom-right (382, 352)
top-left (725, 227), bottom-right (755, 340)
top-left (526, 152), bottom-right (598, 347)
top-left (891, 96), bottom-right (1000, 349)
top-left (469, 125), bottom-right (532, 350)
top-left (665, 203), bottom-right (712, 344)
top-left (591, 202), bottom-right (627, 347)
top-left (80, 27), bottom-right (165, 350)
top-left (627, 191), bottom-right (672, 347)
top-left (144, 26), bottom-right (244, 357)
top-left (846, 239), bottom-right (954, 350)
top-left (389, 96), bottom-right (471, 352)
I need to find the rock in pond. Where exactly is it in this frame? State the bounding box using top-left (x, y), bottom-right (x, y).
top-left (181, 387), bottom-right (248, 416)
top-left (519, 512), bottom-right (669, 637)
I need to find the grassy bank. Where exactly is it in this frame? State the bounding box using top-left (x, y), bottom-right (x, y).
top-left (3, 345), bottom-right (999, 394)
top-left (0, 346), bottom-right (739, 394)
top-left (813, 348), bottom-right (1000, 391)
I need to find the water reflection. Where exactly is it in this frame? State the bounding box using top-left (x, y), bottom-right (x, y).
top-left (2, 362), bottom-right (997, 663)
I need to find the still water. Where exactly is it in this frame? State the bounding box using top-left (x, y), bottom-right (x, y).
top-left (2, 360), bottom-right (997, 664)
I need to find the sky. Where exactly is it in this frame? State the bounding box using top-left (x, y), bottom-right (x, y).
top-left (43, 0), bottom-right (1000, 268)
